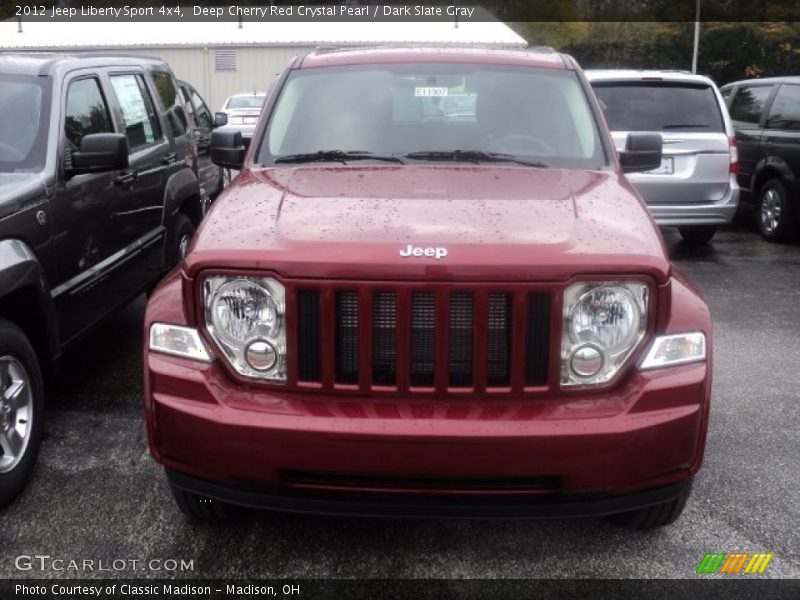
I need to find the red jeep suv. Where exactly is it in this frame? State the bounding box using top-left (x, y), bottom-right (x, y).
top-left (143, 47), bottom-right (712, 528)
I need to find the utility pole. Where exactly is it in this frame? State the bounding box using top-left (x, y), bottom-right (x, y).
top-left (692, 0), bottom-right (702, 73)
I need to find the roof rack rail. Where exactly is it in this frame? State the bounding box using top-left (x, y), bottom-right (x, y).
top-left (526, 45), bottom-right (556, 53)
top-left (312, 45), bottom-right (342, 54)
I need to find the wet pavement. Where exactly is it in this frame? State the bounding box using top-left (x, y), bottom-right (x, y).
top-left (1, 218), bottom-right (798, 580)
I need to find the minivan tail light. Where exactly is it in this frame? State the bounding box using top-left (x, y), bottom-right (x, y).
top-left (729, 137), bottom-right (739, 175)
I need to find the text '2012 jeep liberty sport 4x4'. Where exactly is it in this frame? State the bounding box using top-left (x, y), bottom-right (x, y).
top-left (0, 53), bottom-right (202, 506)
top-left (145, 47), bottom-right (712, 528)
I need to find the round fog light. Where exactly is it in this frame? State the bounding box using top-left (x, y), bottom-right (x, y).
top-left (570, 344), bottom-right (604, 378)
top-left (244, 339), bottom-right (277, 372)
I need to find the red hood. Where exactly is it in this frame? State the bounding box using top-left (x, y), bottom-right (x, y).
top-left (186, 165), bottom-right (670, 283)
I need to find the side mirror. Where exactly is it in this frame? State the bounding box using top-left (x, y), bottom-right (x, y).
top-left (70, 133), bottom-right (129, 175)
top-left (213, 112), bottom-right (228, 128)
top-left (211, 129), bottom-right (245, 169)
top-left (620, 132), bottom-right (663, 174)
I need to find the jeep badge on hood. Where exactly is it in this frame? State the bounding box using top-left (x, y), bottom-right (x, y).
top-left (399, 245), bottom-right (448, 259)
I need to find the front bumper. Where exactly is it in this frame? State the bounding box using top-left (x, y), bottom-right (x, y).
top-left (147, 351), bottom-right (708, 515)
top-left (144, 271), bottom-right (711, 518)
top-left (167, 469), bottom-right (693, 519)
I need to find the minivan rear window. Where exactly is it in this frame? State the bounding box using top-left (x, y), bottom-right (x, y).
top-left (592, 82), bottom-right (725, 133)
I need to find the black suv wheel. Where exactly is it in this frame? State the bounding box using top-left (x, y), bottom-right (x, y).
top-left (0, 319), bottom-right (44, 507)
top-left (170, 213), bottom-right (196, 265)
top-left (757, 179), bottom-right (796, 242)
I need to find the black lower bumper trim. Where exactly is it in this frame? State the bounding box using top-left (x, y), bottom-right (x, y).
top-left (166, 470), bottom-right (692, 519)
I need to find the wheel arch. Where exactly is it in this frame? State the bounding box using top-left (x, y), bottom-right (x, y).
top-left (0, 240), bottom-right (60, 381)
top-left (752, 158), bottom-right (796, 205)
top-left (163, 168), bottom-right (203, 230)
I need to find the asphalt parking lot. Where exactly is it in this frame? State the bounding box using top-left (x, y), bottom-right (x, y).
top-left (1, 218), bottom-right (798, 580)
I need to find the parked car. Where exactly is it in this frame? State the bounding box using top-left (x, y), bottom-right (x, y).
top-left (215, 92), bottom-right (266, 145)
top-left (587, 70), bottom-right (739, 244)
top-left (720, 77), bottom-right (800, 242)
top-left (145, 46), bottom-right (712, 528)
top-left (177, 80), bottom-right (224, 206)
top-left (0, 53), bottom-right (203, 506)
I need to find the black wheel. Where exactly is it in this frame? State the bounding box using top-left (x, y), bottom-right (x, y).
top-left (607, 484), bottom-right (691, 529)
top-left (757, 178), bottom-right (796, 242)
top-left (168, 212), bottom-right (195, 267)
top-left (678, 226), bottom-right (717, 245)
top-left (0, 319), bottom-right (44, 507)
top-left (169, 480), bottom-right (240, 522)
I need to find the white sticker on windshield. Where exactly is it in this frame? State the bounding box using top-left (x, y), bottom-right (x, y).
top-left (414, 87), bottom-right (449, 97)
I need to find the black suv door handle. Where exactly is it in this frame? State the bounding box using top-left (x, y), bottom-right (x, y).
top-left (163, 152), bottom-right (178, 165)
top-left (114, 171), bottom-right (137, 186)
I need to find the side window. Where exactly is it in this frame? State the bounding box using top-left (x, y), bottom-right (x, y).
top-left (154, 70), bottom-right (189, 135)
top-left (109, 74), bottom-right (162, 150)
top-left (765, 85), bottom-right (800, 130)
top-left (729, 85), bottom-right (773, 127)
top-left (64, 78), bottom-right (113, 148)
top-left (720, 87), bottom-right (732, 105)
top-left (150, 70), bottom-right (178, 111)
top-left (190, 90), bottom-right (213, 128)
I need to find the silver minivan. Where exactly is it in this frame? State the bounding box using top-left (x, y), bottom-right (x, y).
top-left (587, 70), bottom-right (739, 244)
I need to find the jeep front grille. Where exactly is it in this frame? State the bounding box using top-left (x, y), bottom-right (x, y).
top-left (292, 283), bottom-right (552, 395)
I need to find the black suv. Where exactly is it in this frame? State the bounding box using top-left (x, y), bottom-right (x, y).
top-left (721, 77), bottom-right (800, 241)
top-left (0, 53), bottom-right (203, 505)
top-left (177, 79), bottom-right (224, 209)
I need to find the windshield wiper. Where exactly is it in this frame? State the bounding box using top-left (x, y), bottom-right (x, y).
top-left (404, 150), bottom-right (549, 168)
top-left (274, 150), bottom-right (405, 164)
top-left (662, 123), bottom-right (711, 129)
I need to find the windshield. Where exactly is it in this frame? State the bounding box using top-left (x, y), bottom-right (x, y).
top-left (0, 75), bottom-right (50, 172)
top-left (227, 95), bottom-right (265, 109)
top-left (592, 82), bottom-right (725, 132)
top-left (258, 64), bottom-right (608, 169)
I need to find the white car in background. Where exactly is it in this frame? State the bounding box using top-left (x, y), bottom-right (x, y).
top-left (587, 70), bottom-right (739, 245)
top-left (214, 92), bottom-right (266, 145)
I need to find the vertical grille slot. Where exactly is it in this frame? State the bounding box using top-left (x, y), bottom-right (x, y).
top-left (525, 293), bottom-right (550, 385)
top-left (410, 291), bottom-right (436, 386)
top-left (297, 290), bottom-right (321, 382)
top-left (335, 291), bottom-right (359, 383)
top-left (372, 292), bottom-right (397, 385)
top-left (449, 292), bottom-right (474, 386)
top-left (487, 293), bottom-right (511, 386)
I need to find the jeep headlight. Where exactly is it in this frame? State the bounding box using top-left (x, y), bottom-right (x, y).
top-left (561, 281), bottom-right (649, 386)
top-left (203, 276), bottom-right (286, 382)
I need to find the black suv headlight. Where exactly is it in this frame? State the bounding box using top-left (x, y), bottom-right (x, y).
top-left (561, 281), bottom-right (649, 386)
top-left (203, 276), bottom-right (286, 382)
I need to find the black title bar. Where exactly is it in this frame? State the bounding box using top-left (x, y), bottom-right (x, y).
top-left (4, 1), bottom-right (800, 22)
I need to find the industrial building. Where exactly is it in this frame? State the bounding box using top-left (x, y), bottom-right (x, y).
top-left (0, 19), bottom-right (527, 110)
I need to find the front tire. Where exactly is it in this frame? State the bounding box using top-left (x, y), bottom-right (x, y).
top-left (678, 226), bottom-right (717, 245)
top-left (607, 484), bottom-right (691, 529)
top-left (168, 212), bottom-right (196, 267)
top-left (757, 179), bottom-right (796, 242)
top-left (0, 319), bottom-right (44, 507)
